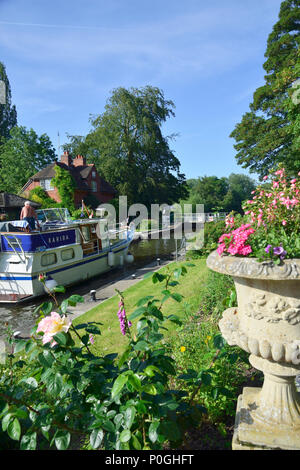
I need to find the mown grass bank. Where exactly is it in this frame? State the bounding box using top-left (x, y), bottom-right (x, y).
top-left (72, 259), bottom-right (209, 355)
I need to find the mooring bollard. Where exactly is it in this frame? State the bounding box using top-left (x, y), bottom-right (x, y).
top-left (157, 258), bottom-right (161, 266)
top-left (132, 274), bottom-right (136, 280)
top-left (90, 290), bottom-right (96, 302)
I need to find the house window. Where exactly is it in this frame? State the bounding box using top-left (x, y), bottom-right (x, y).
top-left (91, 181), bottom-right (97, 192)
top-left (92, 171), bottom-right (96, 178)
top-left (40, 179), bottom-right (54, 191)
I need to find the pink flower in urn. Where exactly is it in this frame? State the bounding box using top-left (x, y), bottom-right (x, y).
top-left (37, 312), bottom-right (72, 347)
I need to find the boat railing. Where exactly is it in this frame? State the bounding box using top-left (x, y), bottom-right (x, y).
top-left (1, 234), bottom-right (27, 263)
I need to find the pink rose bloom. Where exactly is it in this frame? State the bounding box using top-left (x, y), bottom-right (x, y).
top-left (263, 175), bottom-right (268, 180)
top-left (282, 220), bottom-right (287, 226)
top-left (37, 312), bottom-right (72, 347)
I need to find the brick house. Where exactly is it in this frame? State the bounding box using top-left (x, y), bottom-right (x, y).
top-left (21, 152), bottom-right (117, 208)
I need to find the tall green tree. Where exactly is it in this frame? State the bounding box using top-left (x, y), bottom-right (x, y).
top-left (65, 86), bottom-right (188, 207)
top-left (230, 0), bottom-right (300, 178)
top-left (182, 173), bottom-right (256, 213)
top-left (0, 61), bottom-right (17, 141)
top-left (0, 126), bottom-right (56, 193)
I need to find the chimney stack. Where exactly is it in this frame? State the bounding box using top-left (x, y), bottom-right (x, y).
top-left (73, 155), bottom-right (86, 167)
top-left (60, 151), bottom-right (72, 166)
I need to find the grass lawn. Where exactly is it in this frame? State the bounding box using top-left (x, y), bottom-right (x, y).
top-left (72, 259), bottom-right (209, 356)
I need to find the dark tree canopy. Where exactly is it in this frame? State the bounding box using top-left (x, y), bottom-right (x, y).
top-left (230, 0), bottom-right (300, 178)
top-left (64, 86), bottom-right (188, 207)
top-left (0, 61), bottom-right (17, 141)
top-left (0, 126), bottom-right (56, 193)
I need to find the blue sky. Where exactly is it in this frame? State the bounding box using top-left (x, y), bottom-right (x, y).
top-left (0, 0), bottom-right (283, 181)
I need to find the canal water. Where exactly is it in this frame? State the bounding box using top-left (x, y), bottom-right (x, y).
top-left (0, 235), bottom-right (183, 337)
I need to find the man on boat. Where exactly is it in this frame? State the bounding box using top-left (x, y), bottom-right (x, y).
top-left (20, 201), bottom-right (40, 230)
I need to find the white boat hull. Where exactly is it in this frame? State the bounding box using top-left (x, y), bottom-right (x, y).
top-left (0, 212), bottom-right (134, 303)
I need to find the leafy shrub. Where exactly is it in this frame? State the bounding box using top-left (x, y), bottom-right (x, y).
top-left (0, 265), bottom-right (212, 450)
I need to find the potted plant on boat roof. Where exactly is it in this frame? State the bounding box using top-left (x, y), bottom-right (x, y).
top-left (206, 165), bottom-right (300, 450)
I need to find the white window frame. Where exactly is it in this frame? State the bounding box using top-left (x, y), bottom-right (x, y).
top-left (40, 178), bottom-right (54, 191)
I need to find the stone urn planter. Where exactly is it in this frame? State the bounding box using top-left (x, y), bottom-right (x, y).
top-left (206, 249), bottom-right (300, 450)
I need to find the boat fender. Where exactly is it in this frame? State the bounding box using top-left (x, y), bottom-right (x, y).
top-left (125, 254), bottom-right (134, 263)
top-left (119, 254), bottom-right (124, 266)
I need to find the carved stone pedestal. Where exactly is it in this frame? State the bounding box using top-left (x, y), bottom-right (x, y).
top-left (232, 355), bottom-right (300, 450)
top-left (206, 250), bottom-right (300, 450)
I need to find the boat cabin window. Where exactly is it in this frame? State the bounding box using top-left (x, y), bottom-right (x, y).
top-left (41, 253), bottom-right (57, 266)
top-left (81, 226), bottom-right (90, 242)
top-left (61, 248), bottom-right (75, 261)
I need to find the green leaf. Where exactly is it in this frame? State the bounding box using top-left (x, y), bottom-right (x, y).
top-left (127, 374), bottom-right (142, 392)
top-left (54, 430), bottom-right (71, 450)
top-left (53, 285), bottom-right (66, 293)
top-left (143, 365), bottom-right (162, 377)
top-left (47, 372), bottom-right (63, 395)
top-left (120, 429), bottom-right (131, 443)
top-left (20, 432), bottom-right (37, 450)
top-left (53, 332), bottom-right (67, 346)
top-left (136, 296), bottom-right (154, 306)
top-left (67, 294), bottom-right (84, 304)
top-left (20, 376), bottom-right (38, 389)
top-left (38, 301), bottom-right (53, 315)
top-left (128, 306), bottom-right (147, 321)
top-left (90, 429), bottom-right (104, 449)
top-left (170, 293), bottom-right (183, 302)
top-left (38, 350), bottom-right (55, 368)
top-left (111, 374), bottom-right (128, 398)
top-left (124, 406), bottom-right (136, 430)
top-left (14, 339), bottom-right (27, 353)
top-left (200, 371), bottom-right (212, 386)
top-left (131, 433), bottom-right (142, 450)
top-left (102, 420), bottom-right (115, 433)
top-left (166, 314), bottom-right (182, 326)
top-left (2, 413), bottom-right (13, 432)
top-left (152, 272), bottom-right (166, 284)
top-left (149, 420), bottom-right (160, 443)
top-left (142, 384), bottom-right (157, 395)
top-left (133, 340), bottom-right (149, 352)
top-left (147, 305), bottom-right (164, 321)
top-left (213, 334), bottom-right (226, 349)
top-left (60, 299), bottom-right (69, 314)
top-left (7, 417), bottom-right (21, 441)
